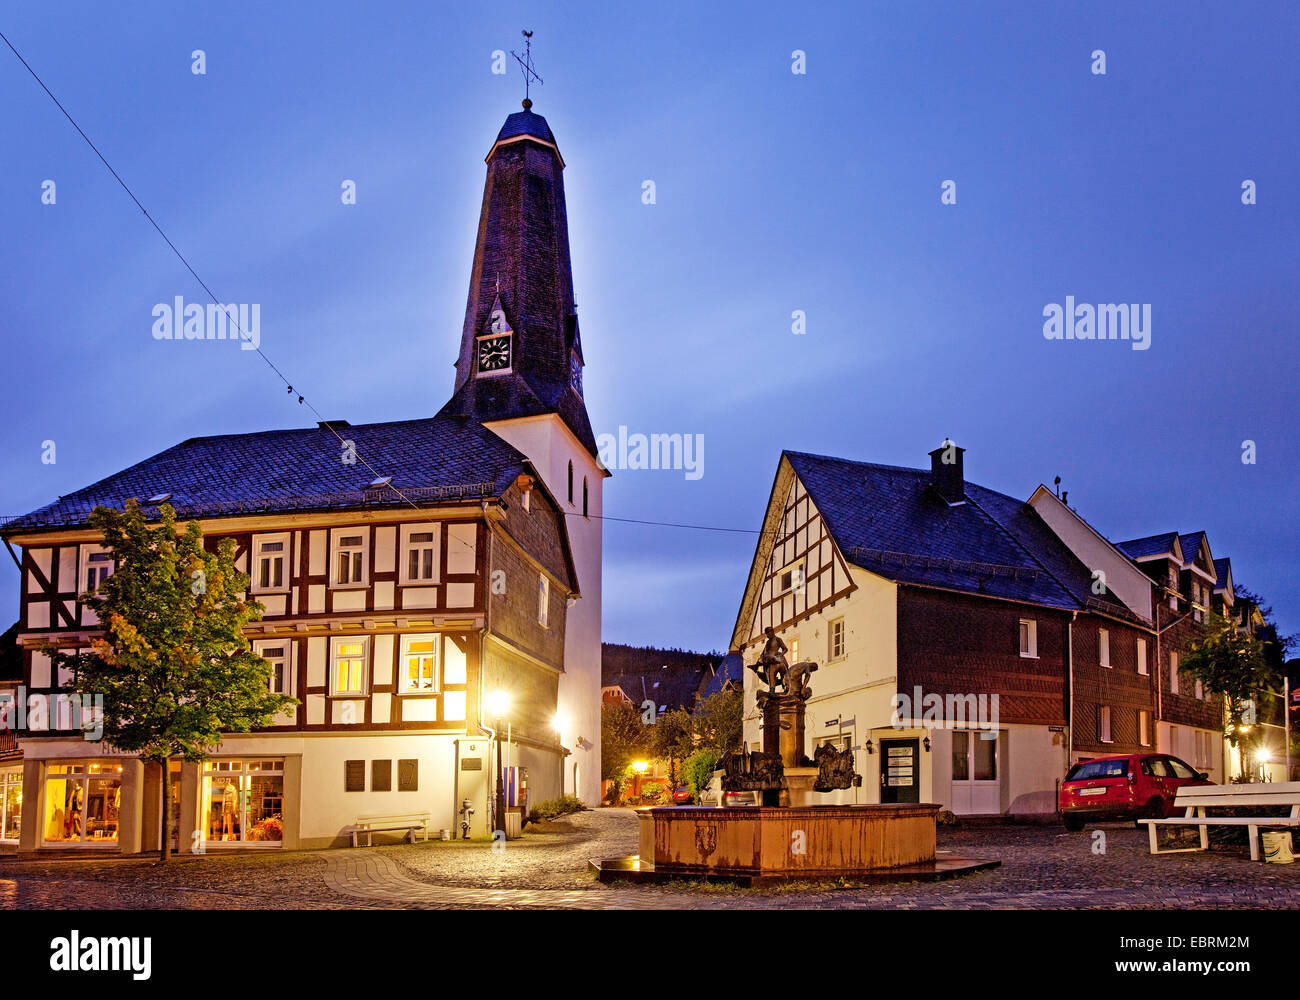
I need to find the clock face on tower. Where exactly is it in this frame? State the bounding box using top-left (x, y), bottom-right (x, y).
top-left (477, 335), bottom-right (511, 374)
top-left (569, 351), bottom-right (583, 395)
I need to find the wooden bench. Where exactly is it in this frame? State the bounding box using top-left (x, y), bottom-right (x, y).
top-left (1138, 782), bottom-right (1300, 861)
top-left (350, 812), bottom-right (431, 848)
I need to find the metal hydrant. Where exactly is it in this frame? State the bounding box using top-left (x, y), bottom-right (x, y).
top-left (459, 798), bottom-right (474, 839)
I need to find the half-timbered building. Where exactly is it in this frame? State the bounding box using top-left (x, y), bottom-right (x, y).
top-left (730, 443), bottom-right (1238, 819)
top-left (1, 101), bottom-right (605, 854)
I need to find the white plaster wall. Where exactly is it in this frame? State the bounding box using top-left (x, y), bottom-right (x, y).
top-left (484, 414), bottom-right (603, 805)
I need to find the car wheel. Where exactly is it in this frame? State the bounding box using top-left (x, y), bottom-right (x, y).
top-left (1135, 797), bottom-right (1164, 825)
top-left (1063, 814), bottom-right (1085, 832)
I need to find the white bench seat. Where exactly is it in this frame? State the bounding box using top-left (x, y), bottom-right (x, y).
top-left (350, 812), bottom-right (431, 848)
top-left (1138, 781), bottom-right (1300, 862)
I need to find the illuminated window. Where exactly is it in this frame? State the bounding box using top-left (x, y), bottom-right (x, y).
top-left (538, 574), bottom-right (549, 627)
top-left (1139, 710), bottom-right (1151, 746)
top-left (399, 635), bottom-right (438, 693)
top-left (1170, 652), bottom-right (1180, 695)
top-left (1137, 638), bottom-right (1148, 675)
top-left (199, 759), bottom-right (284, 846)
top-left (1098, 629), bottom-right (1110, 667)
top-left (252, 533), bottom-right (289, 593)
top-left (1, 769), bottom-right (23, 843)
top-left (1099, 706), bottom-right (1113, 743)
top-left (330, 637), bottom-right (367, 696)
top-left (41, 761), bottom-right (123, 845)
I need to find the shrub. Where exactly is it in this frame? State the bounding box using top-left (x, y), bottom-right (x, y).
top-left (529, 794), bottom-right (587, 822)
top-left (682, 748), bottom-right (723, 803)
top-left (641, 781), bottom-right (665, 800)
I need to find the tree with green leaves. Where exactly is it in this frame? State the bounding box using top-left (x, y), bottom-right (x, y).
top-left (681, 747), bottom-right (722, 803)
top-left (600, 697), bottom-right (652, 787)
top-left (46, 501), bottom-right (295, 861)
top-left (1180, 611), bottom-right (1277, 781)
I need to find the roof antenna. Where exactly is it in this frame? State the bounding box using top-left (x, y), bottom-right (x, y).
top-left (511, 30), bottom-right (543, 110)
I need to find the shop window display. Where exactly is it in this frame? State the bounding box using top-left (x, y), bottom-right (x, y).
top-left (42, 762), bottom-right (122, 844)
top-left (199, 759), bottom-right (284, 846)
top-left (1, 770), bottom-right (21, 842)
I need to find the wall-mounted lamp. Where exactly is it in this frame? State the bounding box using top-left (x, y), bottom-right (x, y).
top-left (922, 736), bottom-right (931, 753)
top-left (864, 739), bottom-right (874, 755)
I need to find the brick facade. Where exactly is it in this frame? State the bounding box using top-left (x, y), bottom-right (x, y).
top-left (896, 587), bottom-right (1069, 727)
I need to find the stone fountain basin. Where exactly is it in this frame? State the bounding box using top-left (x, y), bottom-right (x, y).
top-left (637, 803), bottom-right (940, 878)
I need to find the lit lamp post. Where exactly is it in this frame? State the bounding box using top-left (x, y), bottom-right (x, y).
top-left (631, 760), bottom-right (649, 801)
top-left (552, 711), bottom-right (569, 796)
top-left (486, 690), bottom-right (510, 838)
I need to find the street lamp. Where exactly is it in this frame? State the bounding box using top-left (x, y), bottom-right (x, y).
top-left (487, 690), bottom-right (511, 838)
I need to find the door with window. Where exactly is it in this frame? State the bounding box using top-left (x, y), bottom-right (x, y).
top-left (951, 731), bottom-right (1000, 814)
top-left (880, 739), bottom-right (920, 803)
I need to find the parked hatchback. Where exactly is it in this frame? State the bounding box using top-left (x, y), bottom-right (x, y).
top-left (1059, 753), bottom-right (1213, 830)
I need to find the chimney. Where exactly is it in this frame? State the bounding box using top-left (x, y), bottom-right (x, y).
top-left (928, 439), bottom-right (966, 504)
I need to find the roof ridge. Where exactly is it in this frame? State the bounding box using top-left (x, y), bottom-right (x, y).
top-left (962, 487), bottom-right (1083, 610)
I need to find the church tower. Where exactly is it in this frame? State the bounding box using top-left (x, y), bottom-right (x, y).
top-left (441, 101), bottom-right (605, 805)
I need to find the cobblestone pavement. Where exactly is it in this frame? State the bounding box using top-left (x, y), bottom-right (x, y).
top-left (2, 808), bottom-right (1298, 909)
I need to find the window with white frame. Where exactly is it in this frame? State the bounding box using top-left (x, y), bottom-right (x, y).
top-left (330, 637), bottom-right (368, 696)
top-left (537, 574), bottom-right (549, 627)
top-left (777, 561), bottom-right (804, 596)
top-left (400, 524), bottom-right (440, 585)
top-left (1099, 706), bottom-right (1113, 743)
top-left (1137, 638), bottom-right (1148, 675)
top-left (829, 618), bottom-right (845, 660)
top-left (790, 636), bottom-right (800, 663)
top-left (1138, 709), bottom-right (1151, 746)
top-left (252, 533), bottom-right (289, 593)
top-left (253, 640), bottom-right (291, 695)
top-left (1098, 628), bottom-right (1110, 667)
top-left (331, 529), bottom-right (368, 587)
top-left (1170, 651), bottom-right (1179, 695)
top-left (1019, 619), bottom-right (1037, 658)
top-left (80, 545), bottom-right (114, 595)
top-left (399, 635), bottom-right (438, 694)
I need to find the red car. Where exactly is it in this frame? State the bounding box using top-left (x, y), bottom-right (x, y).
top-left (1059, 753), bottom-right (1213, 830)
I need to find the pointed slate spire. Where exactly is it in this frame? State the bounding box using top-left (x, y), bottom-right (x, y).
top-left (441, 107), bottom-right (595, 455)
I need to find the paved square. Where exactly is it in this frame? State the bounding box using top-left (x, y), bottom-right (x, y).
top-left (1, 808), bottom-right (1296, 909)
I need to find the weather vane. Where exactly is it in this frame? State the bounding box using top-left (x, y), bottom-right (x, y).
top-left (511, 30), bottom-right (543, 109)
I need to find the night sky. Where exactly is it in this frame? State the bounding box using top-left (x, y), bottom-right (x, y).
top-left (2, 2), bottom-right (1297, 653)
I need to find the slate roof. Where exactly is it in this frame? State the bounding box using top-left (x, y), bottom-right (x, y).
top-left (1214, 557), bottom-right (1232, 590)
top-left (1116, 532), bottom-right (1181, 561)
top-left (495, 110), bottom-right (558, 150)
top-left (1178, 531), bottom-right (1209, 566)
top-left (784, 451), bottom-right (1108, 612)
top-left (604, 664), bottom-right (708, 713)
top-left (3, 414), bottom-right (530, 533)
top-left (699, 653), bottom-right (745, 699)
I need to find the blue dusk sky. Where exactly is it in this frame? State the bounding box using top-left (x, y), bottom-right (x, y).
top-left (1, 2), bottom-right (1297, 653)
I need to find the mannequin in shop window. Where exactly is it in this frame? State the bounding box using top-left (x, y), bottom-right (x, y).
top-left (221, 780), bottom-right (238, 841)
top-left (66, 784), bottom-right (83, 839)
